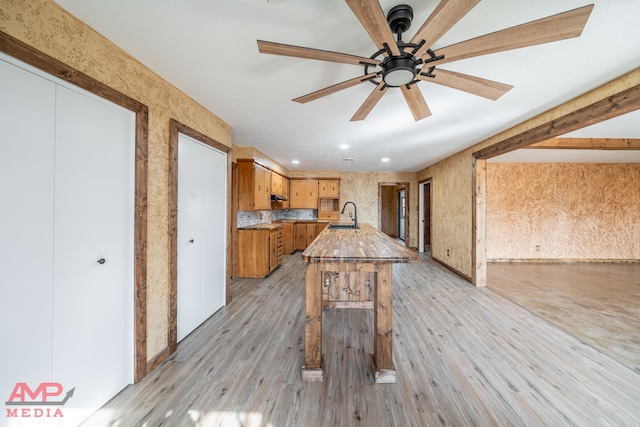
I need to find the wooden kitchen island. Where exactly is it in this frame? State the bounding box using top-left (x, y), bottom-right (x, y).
top-left (301, 223), bottom-right (418, 383)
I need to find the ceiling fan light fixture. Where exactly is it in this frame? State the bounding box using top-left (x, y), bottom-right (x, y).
top-left (382, 57), bottom-right (416, 87)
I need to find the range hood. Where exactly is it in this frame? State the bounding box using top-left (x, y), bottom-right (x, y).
top-left (271, 194), bottom-right (288, 202)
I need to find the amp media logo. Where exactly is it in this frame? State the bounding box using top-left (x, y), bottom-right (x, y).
top-left (5, 382), bottom-right (75, 419)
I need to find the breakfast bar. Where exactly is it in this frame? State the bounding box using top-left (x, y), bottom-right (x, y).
top-left (301, 223), bottom-right (419, 383)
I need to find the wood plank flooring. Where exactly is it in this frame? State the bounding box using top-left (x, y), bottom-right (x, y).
top-left (82, 254), bottom-right (640, 426)
top-left (488, 262), bottom-right (640, 373)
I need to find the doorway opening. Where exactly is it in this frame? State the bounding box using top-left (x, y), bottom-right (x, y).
top-left (418, 179), bottom-right (432, 254)
top-left (379, 182), bottom-right (409, 245)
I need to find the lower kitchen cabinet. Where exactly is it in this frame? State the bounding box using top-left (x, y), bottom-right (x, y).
top-left (281, 222), bottom-right (294, 255)
top-left (293, 222), bottom-right (329, 251)
top-left (237, 224), bottom-right (283, 277)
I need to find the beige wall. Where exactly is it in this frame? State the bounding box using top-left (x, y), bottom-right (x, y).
top-left (487, 163), bottom-right (640, 261)
top-left (417, 68), bottom-right (640, 279)
top-left (1, 0), bottom-right (232, 360)
top-left (233, 144), bottom-right (290, 176)
top-left (290, 170), bottom-right (419, 248)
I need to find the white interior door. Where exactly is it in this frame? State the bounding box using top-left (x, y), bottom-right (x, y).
top-left (0, 55), bottom-right (56, 393)
top-left (0, 53), bottom-right (134, 427)
top-left (52, 85), bottom-right (135, 424)
top-left (177, 133), bottom-right (227, 341)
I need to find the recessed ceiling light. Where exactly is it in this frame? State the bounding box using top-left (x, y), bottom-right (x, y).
top-left (381, 157), bottom-right (390, 162)
top-left (292, 160), bottom-right (300, 164)
top-left (340, 144), bottom-right (349, 150)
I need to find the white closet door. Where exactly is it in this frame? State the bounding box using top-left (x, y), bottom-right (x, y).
top-left (0, 57), bottom-right (56, 391)
top-left (52, 85), bottom-right (134, 424)
top-left (177, 133), bottom-right (226, 342)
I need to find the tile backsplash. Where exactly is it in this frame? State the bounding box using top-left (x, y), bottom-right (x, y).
top-left (237, 209), bottom-right (317, 227)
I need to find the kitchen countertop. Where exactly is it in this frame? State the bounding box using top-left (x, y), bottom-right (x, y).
top-left (302, 223), bottom-right (418, 264)
top-left (274, 219), bottom-right (332, 223)
top-left (238, 223), bottom-right (283, 230)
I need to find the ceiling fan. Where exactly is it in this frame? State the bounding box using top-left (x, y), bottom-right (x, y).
top-left (257, 0), bottom-right (594, 122)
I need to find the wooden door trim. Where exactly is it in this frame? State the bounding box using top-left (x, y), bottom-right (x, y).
top-left (1, 31), bottom-right (149, 383)
top-left (168, 119), bottom-right (232, 355)
top-left (378, 182), bottom-right (410, 245)
top-left (419, 178), bottom-right (432, 252)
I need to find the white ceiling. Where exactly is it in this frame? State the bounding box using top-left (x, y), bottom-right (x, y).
top-left (54, 0), bottom-right (640, 172)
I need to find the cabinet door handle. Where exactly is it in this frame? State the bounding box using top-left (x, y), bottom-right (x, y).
top-left (258, 185), bottom-right (261, 191)
top-left (189, 238), bottom-right (194, 243)
top-left (97, 258), bottom-right (106, 264)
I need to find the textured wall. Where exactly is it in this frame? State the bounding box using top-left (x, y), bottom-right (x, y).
top-left (418, 154), bottom-right (473, 275)
top-left (1, 0), bottom-right (232, 360)
top-left (233, 144), bottom-right (290, 176)
top-left (487, 163), bottom-right (640, 260)
top-left (417, 68), bottom-right (640, 280)
top-left (290, 170), bottom-right (418, 248)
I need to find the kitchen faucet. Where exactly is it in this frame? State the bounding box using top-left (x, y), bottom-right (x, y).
top-left (340, 201), bottom-right (358, 229)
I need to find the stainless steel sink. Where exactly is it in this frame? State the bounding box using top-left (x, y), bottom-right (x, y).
top-left (328, 223), bottom-right (358, 230)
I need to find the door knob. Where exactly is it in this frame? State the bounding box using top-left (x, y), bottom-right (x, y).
top-left (97, 258), bottom-right (106, 264)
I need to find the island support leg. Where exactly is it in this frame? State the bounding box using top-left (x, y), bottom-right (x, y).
top-left (302, 263), bottom-right (324, 382)
top-left (373, 262), bottom-right (395, 383)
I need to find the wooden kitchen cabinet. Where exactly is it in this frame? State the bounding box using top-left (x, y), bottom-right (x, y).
top-left (294, 223), bottom-right (307, 251)
top-left (289, 179), bottom-right (318, 209)
top-left (270, 173), bottom-right (290, 209)
top-left (237, 224), bottom-right (283, 277)
top-left (280, 222), bottom-right (294, 255)
top-left (237, 159), bottom-right (272, 211)
top-left (318, 179), bottom-right (341, 220)
top-left (318, 179), bottom-right (340, 198)
top-left (294, 222), bottom-right (324, 251)
top-left (271, 173), bottom-right (283, 196)
top-left (316, 222), bottom-right (328, 236)
top-left (282, 177), bottom-right (289, 209)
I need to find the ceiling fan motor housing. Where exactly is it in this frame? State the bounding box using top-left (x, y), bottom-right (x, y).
top-left (387, 4), bottom-right (414, 35)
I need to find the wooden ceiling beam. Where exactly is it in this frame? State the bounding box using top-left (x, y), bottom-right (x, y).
top-left (529, 137), bottom-right (640, 150)
top-left (473, 83), bottom-right (640, 159)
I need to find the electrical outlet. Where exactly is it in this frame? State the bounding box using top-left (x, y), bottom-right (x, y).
top-left (349, 212), bottom-right (352, 218)
top-left (536, 245), bottom-right (540, 251)
top-left (446, 249), bottom-right (450, 256)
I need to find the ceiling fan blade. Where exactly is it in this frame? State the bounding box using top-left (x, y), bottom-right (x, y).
top-left (429, 4), bottom-right (594, 65)
top-left (351, 82), bottom-right (388, 121)
top-left (418, 68), bottom-right (512, 100)
top-left (345, 0), bottom-right (401, 56)
top-left (411, 0), bottom-right (480, 57)
top-left (293, 73), bottom-right (379, 104)
top-left (400, 84), bottom-right (432, 121)
top-left (257, 40), bottom-right (380, 66)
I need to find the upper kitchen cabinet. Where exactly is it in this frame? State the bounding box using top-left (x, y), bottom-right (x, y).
top-left (282, 177), bottom-right (290, 209)
top-left (318, 179), bottom-right (340, 198)
top-left (289, 179), bottom-right (318, 209)
top-left (271, 172), bottom-right (289, 209)
top-left (271, 173), bottom-right (283, 196)
top-left (318, 179), bottom-right (341, 220)
top-left (237, 159), bottom-right (272, 211)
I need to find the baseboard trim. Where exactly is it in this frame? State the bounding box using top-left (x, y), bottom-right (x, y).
top-left (488, 258), bottom-right (640, 264)
top-left (431, 256), bottom-right (472, 282)
top-left (146, 346), bottom-right (171, 374)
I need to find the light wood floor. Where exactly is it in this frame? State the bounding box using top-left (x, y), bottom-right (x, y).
top-left (487, 262), bottom-right (640, 373)
top-left (82, 254), bottom-right (640, 426)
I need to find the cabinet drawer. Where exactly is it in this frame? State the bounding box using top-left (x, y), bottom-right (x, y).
top-left (319, 211), bottom-right (340, 221)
